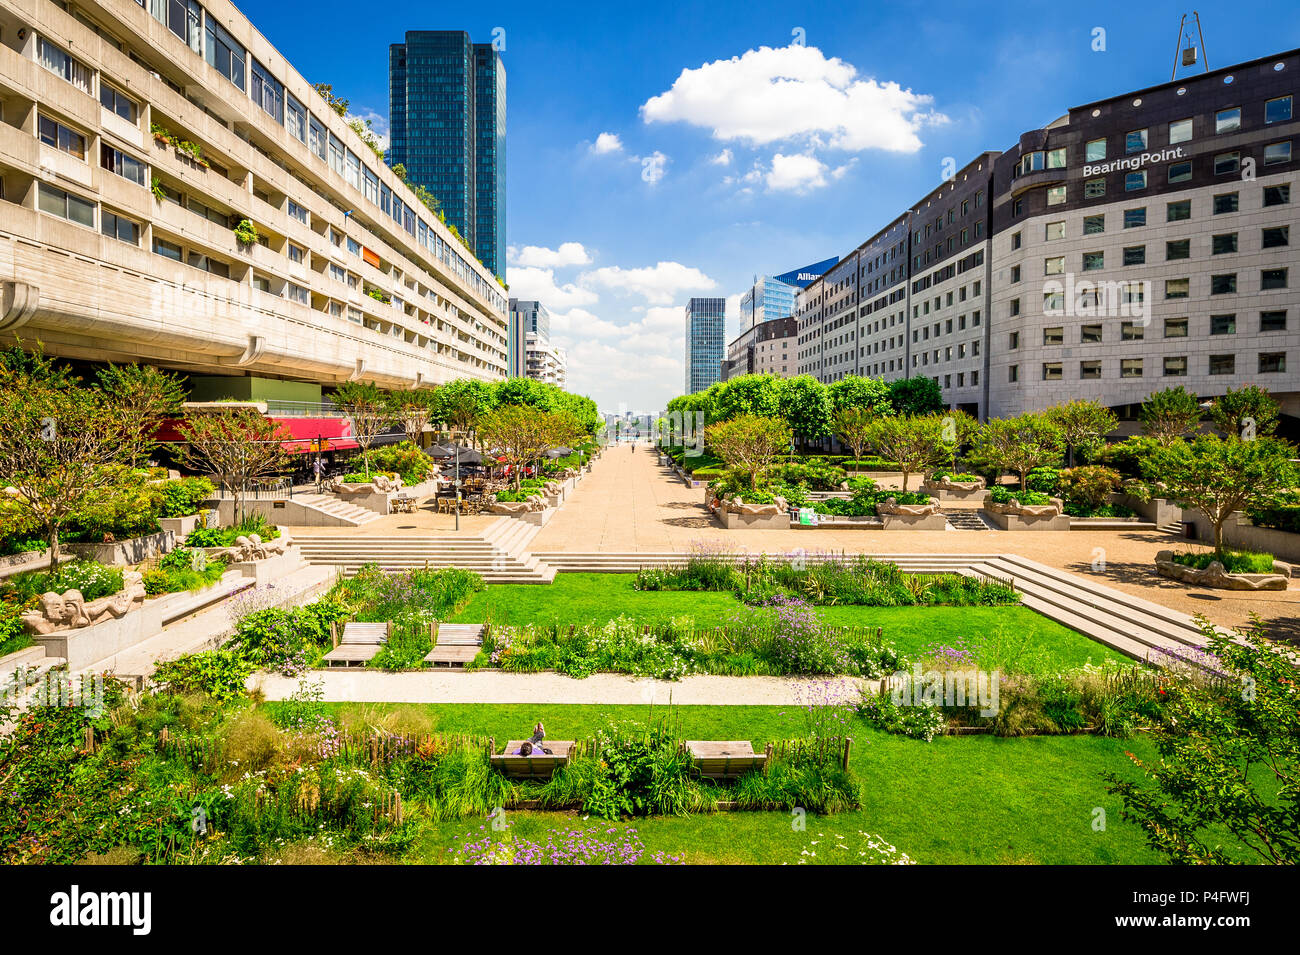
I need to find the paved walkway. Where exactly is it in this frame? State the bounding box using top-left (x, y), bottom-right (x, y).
top-left (251, 670), bottom-right (865, 705)
top-left (531, 444), bottom-right (1300, 637)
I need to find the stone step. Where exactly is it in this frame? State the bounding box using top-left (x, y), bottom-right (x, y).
top-left (1069, 519), bottom-right (1158, 531)
top-left (946, 511), bottom-right (994, 531)
top-left (0, 644), bottom-right (48, 678)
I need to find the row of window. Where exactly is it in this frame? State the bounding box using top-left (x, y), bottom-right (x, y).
top-left (1020, 352), bottom-right (1287, 382)
top-left (1032, 228), bottom-right (1290, 275)
top-left (1081, 97), bottom-right (1294, 164)
top-left (1018, 310), bottom-right (1289, 348)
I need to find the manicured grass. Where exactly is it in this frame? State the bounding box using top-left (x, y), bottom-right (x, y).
top-left (451, 573), bottom-right (1133, 673)
top-left (316, 702), bottom-right (1173, 864)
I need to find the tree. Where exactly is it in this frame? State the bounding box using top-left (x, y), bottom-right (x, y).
top-left (703, 414), bottom-right (792, 491)
top-left (975, 413), bottom-right (1065, 491)
top-left (312, 83), bottom-right (348, 117)
top-left (713, 374), bottom-right (785, 422)
top-left (0, 377), bottom-right (138, 565)
top-left (332, 382), bottom-right (391, 479)
top-left (386, 388), bottom-right (437, 445)
top-left (778, 375), bottom-right (831, 447)
top-left (1139, 386), bottom-right (1202, 445)
top-left (1209, 385), bottom-right (1280, 440)
top-left (1142, 434), bottom-right (1298, 555)
top-left (176, 409), bottom-right (291, 522)
top-left (831, 407), bottom-right (876, 465)
top-left (827, 375), bottom-right (893, 416)
top-left (864, 414), bottom-right (949, 492)
top-left (476, 406), bottom-right (582, 489)
top-left (888, 376), bottom-right (944, 416)
top-left (432, 379), bottom-right (496, 445)
top-left (94, 362), bottom-right (186, 466)
top-left (1046, 399), bottom-right (1118, 467)
top-left (1106, 617), bottom-right (1300, 864)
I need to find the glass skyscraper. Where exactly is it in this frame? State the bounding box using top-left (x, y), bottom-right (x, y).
top-left (388, 31), bottom-right (506, 277)
top-left (685, 297), bottom-right (726, 394)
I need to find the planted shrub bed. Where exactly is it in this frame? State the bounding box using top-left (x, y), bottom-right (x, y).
top-left (1168, 549), bottom-right (1276, 574)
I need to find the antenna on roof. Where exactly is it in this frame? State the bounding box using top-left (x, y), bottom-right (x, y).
top-left (1171, 12), bottom-right (1209, 80)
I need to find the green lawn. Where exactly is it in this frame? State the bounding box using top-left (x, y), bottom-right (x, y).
top-left (311, 702), bottom-right (1172, 864)
top-left (451, 573), bottom-right (1132, 674)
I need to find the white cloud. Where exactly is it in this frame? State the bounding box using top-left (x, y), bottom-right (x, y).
top-left (709, 148), bottom-right (733, 166)
top-left (590, 132), bottom-right (623, 154)
top-left (766, 153), bottom-right (828, 192)
top-left (505, 267), bottom-right (600, 311)
top-left (580, 261), bottom-right (717, 305)
top-left (507, 242), bottom-right (593, 268)
top-left (641, 44), bottom-right (945, 153)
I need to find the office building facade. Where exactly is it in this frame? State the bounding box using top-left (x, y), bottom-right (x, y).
top-left (795, 49), bottom-right (1298, 422)
top-left (507, 298), bottom-right (553, 380)
top-left (1, 0), bottom-right (509, 401)
top-left (388, 31), bottom-right (505, 277)
top-left (722, 315), bottom-right (797, 381)
top-left (525, 331), bottom-right (566, 387)
top-left (684, 296), bottom-right (725, 393)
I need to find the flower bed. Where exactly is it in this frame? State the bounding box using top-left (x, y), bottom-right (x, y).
top-left (1154, 549), bottom-right (1290, 591)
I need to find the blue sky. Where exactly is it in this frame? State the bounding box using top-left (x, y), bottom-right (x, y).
top-left (239, 0), bottom-right (1297, 413)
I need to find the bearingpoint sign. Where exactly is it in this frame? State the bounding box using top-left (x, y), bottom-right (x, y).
top-left (1082, 146), bottom-right (1187, 177)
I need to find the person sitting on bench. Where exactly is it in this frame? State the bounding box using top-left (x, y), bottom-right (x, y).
top-left (512, 723), bottom-right (551, 755)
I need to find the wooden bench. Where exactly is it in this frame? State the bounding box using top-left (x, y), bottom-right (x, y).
top-left (423, 621), bottom-right (486, 667)
top-left (322, 621), bottom-right (391, 667)
top-left (685, 740), bottom-right (771, 780)
top-left (489, 739), bottom-right (575, 779)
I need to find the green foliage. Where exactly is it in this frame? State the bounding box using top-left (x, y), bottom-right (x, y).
top-left (141, 547), bottom-right (226, 595)
top-left (2, 560), bottom-right (124, 605)
top-left (1106, 617), bottom-right (1300, 864)
top-left (1139, 385), bottom-right (1202, 444)
top-left (358, 441), bottom-right (434, 486)
top-left (157, 477), bottom-right (214, 518)
top-left (828, 375), bottom-right (893, 416)
top-left (1045, 399), bottom-right (1117, 465)
top-left (1023, 466), bottom-right (1061, 495)
top-left (974, 413), bottom-right (1064, 490)
top-left (887, 375), bottom-right (944, 416)
top-left (1169, 550), bottom-right (1276, 574)
top-left (233, 219), bottom-right (259, 246)
top-left (856, 695), bottom-right (947, 741)
top-left (779, 375), bottom-right (832, 442)
top-left (769, 460), bottom-right (846, 490)
top-left (1057, 465), bottom-right (1123, 516)
top-left (988, 486), bottom-right (1052, 507)
top-left (704, 415), bottom-right (792, 490)
top-left (152, 649), bottom-right (254, 702)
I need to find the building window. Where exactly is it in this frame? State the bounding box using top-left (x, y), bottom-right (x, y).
top-left (1009, 331), bottom-right (1020, 349)
top-left (1043, 327), bottom-right (1064, 346)
top-left (1213, 192), bottom-right (1239, 214)
top-left (1209, 354), bottom-right (1235, 375)
top-left (1125, 129), bottom-right (1148, 154)
top-left (1164, 239), bottom-right (1190, 261)
top-left (1261, 268), bottom-right (1288, 290)
top-left (1012, 197), bottom-right (1024, 216)
top-left (1211, 274), bottom-right (1237, 295)
top-left (1123, 246), bottom-right (1146, 266)
top-left (1121, 321), bottom-right (1144, 341)
top-left (1010, 230), bottom-right (1022, 250)
top-left (1043, 362), bottom-right (1063, 381)
top-left (287, 244), bottom-right (305, 264)
top-left (1044, 255), bottom-right (1065, 275)
top-left (1046, 147), bottom-right (1067, 168)
top-left (1210, 314), bottom-right (1236, 335)
top-left (1082, 251), bottom-right (1104, 271)
top-left (100, 210), bottom-right (139, 245)
top-left (1163, 356), bottom-right (1188, 377)
top-left (364, 167), bottom-right (380, 205)
top-left (1212, 233), bottom-right (1238, 254)
top-left (287, 200), bottom-right (308, 225)
top-left (37, 182), bottom-right (94, 227)
top-left (286, 95), bottom-right (307, 144)
top-left (1167, 199), bottom-right (1191, 221)
top-left (1264, 184), bottom-right (1291, 206)
top-left (1084, 178), bottom-right (1106, 199)
top-left (187, 252), bottom-right (230, 279)
top-left (1266, 95), bottom-right (1293, 125)
top-left (38, 114), bottom-right (87, 160)
top-left (1085, 138), bottom-right (1106, 161)
top-left (1169, 118), bottom-right (1194, 143)
top-left (1120, 359), bottom-right (1143, 378)
top-left (1259, 352), bottom-right (1287, 374)
top-left (1260, 310), bottom-right (1287, 332)
top-left (251, 60), bottom-right (284, 124)
top-left (1009, 364), bottom-right (1019, 383)
top-left (1215, 107), bottom-right (1242, 134)
top-left (99, 83), bottom-right (138, 124)
top-left (1125, 171), bottom-right (1147, 191)
top-left (1168, 161), bottom-right (1193, 183)
top-left (100, 144), bottom-right (146, 186)
top-left (37, 38), bottom-right (91, 93)
top-left (1262, 226), bottom-right (1290, 248)
top-left (1047, 185), bottom-right (1066, 205)
top-left (1165, 278), bottom-right (1190, 299)
top-left (1214, 151), bottom-right (1240, 176)
top-left (1080, 360), bottom-right (1102, 379)
top-left (309, 115), bottom-right (327, 162)
top-left (152, 237), bottom-right (183, 261)
top-left (287, 283), bottom-right (309, 305)
top-left (1010, 265), bottom-right (1021, 283)
top-left (1123, 208), bottom-right (1146, 228)
top-left (1165, 317), bottom-right (1189, 338)
top-left (1264, 141), bottom-right (1292, 165)
top-left (1081, 324), bottom-right (1103, 343)
top-left (328, 135), bottom-right (346, 177)
top-left (204, 18), bottom-right (247, 92)
top-left (1045, 221), bottom-right (1065, 240)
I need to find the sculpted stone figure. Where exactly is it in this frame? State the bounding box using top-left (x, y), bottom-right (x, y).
top-left (987, 495), bottom-right (1065, 519)
top-left (1154, 550), bottom-right (1289, 591)
top-left (21, 571), bottom-right (145, 634)
top-left (876, 496), bottom-right (941, 517)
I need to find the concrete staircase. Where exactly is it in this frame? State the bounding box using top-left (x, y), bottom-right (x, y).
top-left (946, 510), bottom-right (993, 531)
top-left (297, 519), bottom-right (555, 583)
top-left (532, 551), bottom-right (1003, 575)
top-left (293, 493), bottom-right (383, 527)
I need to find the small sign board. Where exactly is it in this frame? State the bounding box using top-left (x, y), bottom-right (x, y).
top-left (798, 508), bottom-right (817, 526)
top-left (273, 500), bottom-right (286, 509)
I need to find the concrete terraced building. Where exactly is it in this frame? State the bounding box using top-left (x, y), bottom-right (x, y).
top-left (0, 0), bottom-right (509, 401)
top-left (795, 49), bottom-right (1299, 425)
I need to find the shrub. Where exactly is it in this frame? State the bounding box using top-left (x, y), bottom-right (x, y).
top-left (1024, 466), bottom-right (1061, 495)
top-left (151, 649), bottom-right (254, 702)
top-left (141, 548), bottom-right (226, 595)
top-left (856, 694), bottom-right (947, 741)
top-left (770, 461), bottom-right (847, 490)
top-left (1170, 550), bottom-right (1275, 574)
top-left (1058, 465), bottom-right (1123, 517)
top-left (157, 477), bottom-right (215, 518)
top-left (2, 560), bottom-right (124, 604)
top-left (358, 442), bottom-right (435, 486)
top-left (988, 486), bottom-right (1053, 507)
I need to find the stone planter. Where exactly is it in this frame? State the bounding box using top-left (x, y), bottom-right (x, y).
top-left (157, 512), bottom-right (216, 538)
top-left (711, 497), bottom-right (792, 530)
top-left (922, 478), bottom-right (988, 502)
top-left (1154, 550), bottom-right (1291, 591)
top-left (0, 547), bottom-right (52, 578)
top-left (65, 530), bottom-right (175, 565)
top-left (876, 497), bottom-right (948, 530)
top-left (984, 497), bottom-right (1070, 531)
